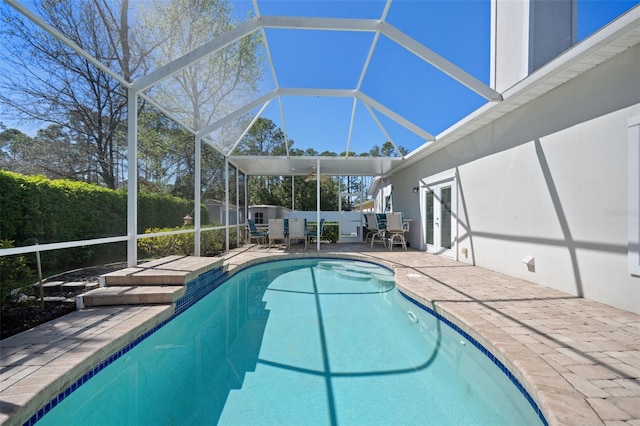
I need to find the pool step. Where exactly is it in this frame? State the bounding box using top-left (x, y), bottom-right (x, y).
top-left (80, 285), bottom-right (186, 307)
top-left (80, 256), bottom-right (223, 308)
top-left (101, 256), bottom-right (224, 286)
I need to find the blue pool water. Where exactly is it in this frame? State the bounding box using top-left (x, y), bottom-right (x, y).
top-left (38, 258), bottom-right (544, 425)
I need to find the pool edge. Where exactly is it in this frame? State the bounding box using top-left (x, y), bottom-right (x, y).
top-left (1, 304), bottom-right (175, 426)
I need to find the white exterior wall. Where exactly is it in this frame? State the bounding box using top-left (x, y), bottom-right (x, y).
top-left (372, 182), bottom-right (393, 213)
top-left (491, 0), bottom-right (530, 91)
top-left (491, 0), bottom-right (576, 92)
top-left (393, 42), bottom-right (640, 314)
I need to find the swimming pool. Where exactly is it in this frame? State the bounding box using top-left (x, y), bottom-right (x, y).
top-left (37, 258), bottom-right (545, 425)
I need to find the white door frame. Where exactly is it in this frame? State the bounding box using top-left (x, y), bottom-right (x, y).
top-left (419, 170), bottom-right (457, 257)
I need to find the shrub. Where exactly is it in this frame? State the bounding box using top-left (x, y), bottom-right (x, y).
top-left (0, 239), bottom-right (34, 307)
top-left (137, 227), bottom-right (236, 258)
top-left (321, 222), bottom-right (339, 243)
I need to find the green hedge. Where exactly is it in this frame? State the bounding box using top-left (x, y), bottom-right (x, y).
top-left (138, 227), bottom-right (236, 258)
top-left (320, 222), bottom-right (339, 243)
top-left (0, 171), bottom-right (210, 274)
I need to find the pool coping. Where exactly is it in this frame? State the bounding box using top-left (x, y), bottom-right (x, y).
top-left (0, 305), bottom-right (174, 426)
top-left (394, 275), bottom-right (596, 426)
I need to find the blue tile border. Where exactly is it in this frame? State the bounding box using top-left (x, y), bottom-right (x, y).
top-left (399, 291), bottom-right (549, 426)
top-left (25, 267), bottom-right (229, 426)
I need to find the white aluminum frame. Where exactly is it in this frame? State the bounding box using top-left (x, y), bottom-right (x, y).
top-left (629, 115), bottom-right (640, 276)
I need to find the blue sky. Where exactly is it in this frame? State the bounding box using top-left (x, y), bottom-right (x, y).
top-left (233, 0), bottom-right (640, 155)
top-left (3, 0), bottom-right (639, 157)
top-left (248, 0), bottom-right (492, 155)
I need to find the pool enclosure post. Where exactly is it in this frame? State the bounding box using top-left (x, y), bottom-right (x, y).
top-left (292, 174), bottom-right (295, 211)
top-left (316, 158), bottom-right (321, 251)
top-left (225, 156), bottom-right (230, 251)
top-left (244, 174), bottom-right (249, 241)
top-left (194, 135), bottom-right (202, 256)
top-left (236, 169), bottom-right (241, 245)
top-left (127, 88), bottom-right (138, 267)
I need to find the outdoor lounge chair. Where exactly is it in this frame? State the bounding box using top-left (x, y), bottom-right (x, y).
top-left (248, 219), bottom-right (268, 245)
top-left (307, 218), bottom-right (325, 245)
top-left (365, 213), bottom-right (386, 248)
top-left (386, 212), bottom-right (407, 250)
top-left (268, 219), bottom-right (286, 247)
top-left (287, 218), bottom-right (307, 249)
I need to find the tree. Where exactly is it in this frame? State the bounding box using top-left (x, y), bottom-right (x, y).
top-left (291, 177), bottom-right (338, 211)
top-left (0, 0), bottom-right (262, 191)
top-left (233, 117), bottom-right (288, 205)
top-left (0, 125), bottom-right (31, 173)
top-left (141, 0), bottom-right (264, 132)
top-left (368, 141), bottom-right (407, 157)
top-left (137, 109), bottom-right (196, 193)
top-left (233, 118), bottom-right (342, 210)
top-left (171, 139), bottom-right (227, 202)
top-left (232, 118), bottom-right (288, 156)
top-left (133, 106), bottom-right (228, 200)
top-left (31, 125), bottom-right (91, 182)
top-left (384, 141), bottom-right (407, 157)
top-left (0, 0), bottom-right (156, 188)
top-left (0, 124), bottom-right (94, 181)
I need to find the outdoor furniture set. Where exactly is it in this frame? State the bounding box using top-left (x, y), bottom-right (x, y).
top-left (247, 218), bottom-right (326, 249)
top-left (364, 212), bottom-right (410, 250)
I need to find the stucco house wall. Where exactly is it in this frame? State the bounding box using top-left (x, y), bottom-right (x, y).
top-left (391, 42), bottom-right (640, 314)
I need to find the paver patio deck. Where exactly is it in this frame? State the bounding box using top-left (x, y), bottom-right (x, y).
top-left (1, 243), bottom-right (638, 425)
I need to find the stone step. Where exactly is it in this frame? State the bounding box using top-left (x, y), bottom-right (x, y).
top-left (61, 281), bottom-right (89, 293)
top-left (84, 281), bottom-right (99, 291)
top-left (43, 296), bottom-right (75, 305)
top-left (42, 280), bottom-right (100, 296)
top-left (80, 286), bottom-right (186, 307)
top-left (101, 256), bottom-right (224, 286)
top-left (42, 281), bottom-right (64, 296)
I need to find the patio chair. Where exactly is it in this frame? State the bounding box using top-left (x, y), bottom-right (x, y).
top-left (247, 219), bottom-right (268, 245)
top-left (363, 213), bottom-right (374, 244)
top-left (268, 219), bottom-right (286, 247)
top-left (307, 218), bottom-right (325, 245)
top-left (287, 218), bottom-right (307, 249)
top-left (386, 212), bottom-right (407, 250)
top-left (365, 213), bottom-right (386, 248)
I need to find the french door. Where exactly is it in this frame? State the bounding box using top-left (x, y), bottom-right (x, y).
top-left (423, 180), bottom-right (456, 257)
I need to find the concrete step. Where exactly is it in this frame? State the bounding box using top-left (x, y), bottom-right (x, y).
top-left (42, 281), bottom-right (64, 296)
top-left (43, 296), bottom-right (75, 305)
top-left (101, 256), bottom-right (224, 286)
top-left (42, 280), bottom-right (100, 296)
top-left (61, 281), bottom-right (89, 293)
top-left (80, 286), bottom-right (186, 307)
top-left (84, 281), bottom-right (99, 291)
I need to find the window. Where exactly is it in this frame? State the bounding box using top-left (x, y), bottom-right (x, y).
top-left (254, 212), bottom-right (264, 225)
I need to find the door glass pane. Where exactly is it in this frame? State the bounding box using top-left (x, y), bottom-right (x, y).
top-left (425, 190), bottom-right (434, 245)
top-left (440, 186), bottom-right (452, 249)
